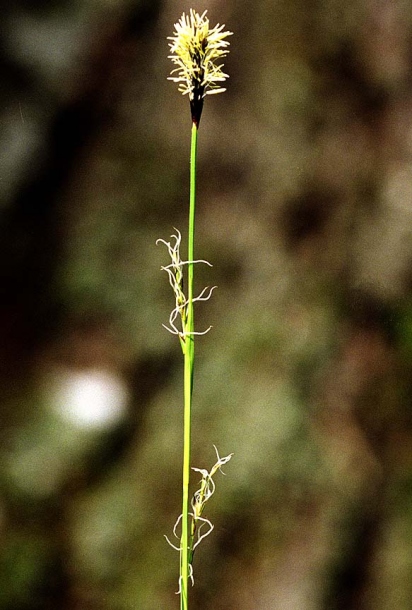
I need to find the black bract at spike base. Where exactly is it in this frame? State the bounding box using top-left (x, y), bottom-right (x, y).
top-left (190, 85), bottom-right (205, 126)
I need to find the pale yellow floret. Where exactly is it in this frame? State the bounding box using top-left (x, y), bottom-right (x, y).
top-left (167, 9), bottom-right (232, 101)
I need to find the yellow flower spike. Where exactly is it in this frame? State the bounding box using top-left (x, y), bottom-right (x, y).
top-left (168, 9), bottom-right (232, 125)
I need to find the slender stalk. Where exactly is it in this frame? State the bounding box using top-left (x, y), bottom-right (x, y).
top-left (167, 11), bottom-right (231, 605)
top-left (188, 122), bottom-right (197, 362)
top-left (180, 121), bottom-right (198, 610)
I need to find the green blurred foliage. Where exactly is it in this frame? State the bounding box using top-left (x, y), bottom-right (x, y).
top-left (1, 0), bottom-right (412, 608)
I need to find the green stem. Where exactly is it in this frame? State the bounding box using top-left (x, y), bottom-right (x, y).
top-left (180, 121), bottom-right (198, 610)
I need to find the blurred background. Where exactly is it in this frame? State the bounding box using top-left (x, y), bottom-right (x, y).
top-left (1, 0), bottom-right (412, 608)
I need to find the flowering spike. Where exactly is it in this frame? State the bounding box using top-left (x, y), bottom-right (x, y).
top-left (165, 447), bottom-right (233, 589)
top-left (168, 9), bottom-right (232, 125)
top-left (157, 231), bottom-right (216, 342)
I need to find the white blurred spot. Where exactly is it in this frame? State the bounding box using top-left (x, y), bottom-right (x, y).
top-left (53, 368), bottom-right (129, 430)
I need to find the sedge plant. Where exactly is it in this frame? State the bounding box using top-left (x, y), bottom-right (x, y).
top-left (157, 9), bottom-right (233, 609)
